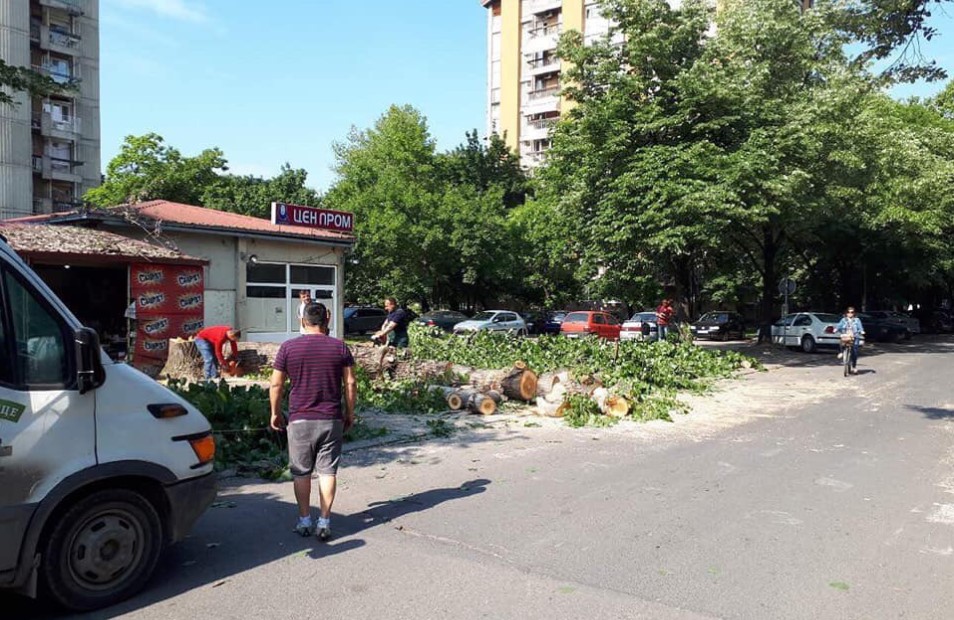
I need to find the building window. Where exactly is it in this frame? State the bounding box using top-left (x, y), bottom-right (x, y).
top-left (245, 262), bottom-right (338, 335)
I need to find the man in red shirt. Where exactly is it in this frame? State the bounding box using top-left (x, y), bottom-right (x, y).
top-left (655, 299), bottom-right (674, 342)
top-left (195, 325), bottom-right (241, 380)
top-left (269, 303), bottom-right (357, 541)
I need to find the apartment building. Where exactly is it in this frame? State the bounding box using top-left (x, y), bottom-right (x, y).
top-left (0, 0), bottom-right (100, 219)
top-left (482, 0), bottom-right (616, 167)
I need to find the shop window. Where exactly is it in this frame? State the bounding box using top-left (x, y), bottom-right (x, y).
top-left (3, 270), bottom-right (69, 387)
top-left (246, 286), bottom-right (285, 298)
top-left (246, 262), bottom-right (285, 284)
top-left (290, 265), bottom-right (334, 285)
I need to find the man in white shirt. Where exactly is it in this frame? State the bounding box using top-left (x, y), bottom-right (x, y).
top-left (297, 290), bottom-right (312, 335)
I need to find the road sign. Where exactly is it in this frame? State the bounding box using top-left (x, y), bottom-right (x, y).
top-left (778, 278), bottom-right (796, 296)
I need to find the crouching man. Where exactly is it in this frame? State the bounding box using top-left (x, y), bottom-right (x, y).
top-left (269, 302), bottom-right (357, 541)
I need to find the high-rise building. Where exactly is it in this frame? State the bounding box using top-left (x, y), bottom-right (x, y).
top-left (1, 0), bottom-right (100, 219)
top-left (482, 0), bottom-right (616, 167)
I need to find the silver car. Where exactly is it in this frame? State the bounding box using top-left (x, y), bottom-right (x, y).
top-left (453, 310), bottom-right (528, 336)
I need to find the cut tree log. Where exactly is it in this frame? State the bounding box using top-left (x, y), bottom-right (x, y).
top-left (535, 397), bottom-right (563, 418)
top-left (467, 365), bottom-right (538, 401)
top-left (161, 338), bottom-right (204, 382)
top-left (460, 389), bottom-right (498, 415)
top-left (536, 370), bottom-right (568, 397)
top-left (429, 385), bottom-right (465, 410)
top-left (603, 395), bottom-right (630, 418)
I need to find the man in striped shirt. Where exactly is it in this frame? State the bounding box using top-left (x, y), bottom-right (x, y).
top-left (269, 302), bottom-right (357, 541)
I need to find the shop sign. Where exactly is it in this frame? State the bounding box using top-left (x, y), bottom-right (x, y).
top-left (271, 202), bottom-right (354, 232)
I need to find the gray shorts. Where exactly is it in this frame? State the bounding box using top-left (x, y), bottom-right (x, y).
top-left (287, 419), bottom-right (344, 477)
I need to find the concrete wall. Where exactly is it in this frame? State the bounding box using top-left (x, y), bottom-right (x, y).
top-left (0, 1), bottom-right (34, 218)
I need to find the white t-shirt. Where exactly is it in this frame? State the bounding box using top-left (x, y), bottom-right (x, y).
top-left (298, 301), bottom-right (308, 334)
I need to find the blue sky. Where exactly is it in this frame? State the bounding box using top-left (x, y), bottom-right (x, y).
top-left (100, 1), bottom-right (954, 192)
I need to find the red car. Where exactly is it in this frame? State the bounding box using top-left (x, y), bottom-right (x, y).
top-left (560, 311), bottom-right (622, 340)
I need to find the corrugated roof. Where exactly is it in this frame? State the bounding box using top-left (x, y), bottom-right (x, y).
top-left (4, 200), bottom-right (354, 244)
top-left (0, 223), bottom-right (206, 265)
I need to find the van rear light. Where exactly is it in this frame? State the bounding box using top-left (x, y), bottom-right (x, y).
top-left (148, 403), bottom-right (188, 419)
top-left (188, 434), bottom-right (216, 467)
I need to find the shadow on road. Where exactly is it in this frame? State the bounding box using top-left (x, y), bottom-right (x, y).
top-left (697, 334), bottom-right (953, 370)
top-left (4, 478), bottom-right (490, 619)
top-left (906, 404), bottom-right (954, 420)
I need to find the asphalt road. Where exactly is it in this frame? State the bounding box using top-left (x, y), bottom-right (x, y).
top-left (7, 337), bottom-right (954, 619)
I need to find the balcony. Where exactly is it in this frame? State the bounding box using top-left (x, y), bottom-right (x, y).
top-left (526, 56), bottom-right (561, 76)
top-left (34, 154), bottom-right (83, 182)
top-left (527, 86), bottom-right (560, 100)
top-left (45, 27), bottom-right (82, 56)
top-left (523, 0), bottom-right (563, 16)
top-left (31, 64), bottom-right (77, 86)
top-left (523, 26), bottom-right (560, 54)
top-left (39, 0), bottom-right (85, 16)
top-left (30, 22), bottom-right (41, 43)
top-left (53, 199), bottom-right (80, 213)
top-left (40, 112), bottom-right (82, 139)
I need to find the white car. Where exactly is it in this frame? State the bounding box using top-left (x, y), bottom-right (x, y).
top-left (865, 310), bottom-right (920, 335)
top-left (453, 310), bottom-right (528, 336)
top-left (620, 311), bottom-right (658, 341)
top-left (771, 312), bottom-right (843, 352)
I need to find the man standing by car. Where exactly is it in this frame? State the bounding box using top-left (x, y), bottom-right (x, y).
top-left (372, 297), bottom-right (410, 348)
top-left (269, 303), bottom-right (357, 541)
top-left (656, 299), bottom-right (674, 342)
top-left (195, 325), bottom-right (241, 380)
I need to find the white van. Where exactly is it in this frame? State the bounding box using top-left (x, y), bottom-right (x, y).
top-left (0, 234), bottom-right (217, 611)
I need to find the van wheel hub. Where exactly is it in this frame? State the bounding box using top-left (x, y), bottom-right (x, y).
top-left (69, 510), bottom-right (144, 588)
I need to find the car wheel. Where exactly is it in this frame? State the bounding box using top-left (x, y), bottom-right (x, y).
top-left (801, 335), bottom-right (817, 353)
top-left (517, 329), bottom-right (527, 337)
top-left (41, 489), bottom-right (163, 612)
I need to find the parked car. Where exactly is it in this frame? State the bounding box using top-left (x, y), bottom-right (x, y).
top-left (857, 312), bottom-right (909, 342)
top-left (771, 312), bottom-right (843, 352)
top-left (620, 311), bottom-right (658, 341)
top-left (343, 306), bottom-right (387, 334)
top-left (560, 311), bottom-right (622, 340)
top-left (929, 310), bottom-right (953, 333)
top-left (453, 310), bottom-right (528, 336)
top-left (865, 310), bottom-right (919, 336)
top-left (543, 311), bottom-right (568, 335)
top-left (414, 310), bottom-right (468, 332)
top-left (520, 311), bottom-right (547, 335)
top-left (0, 235), bottom-right (216, 610)
top-left (690, 311), bottom-right (746, 341)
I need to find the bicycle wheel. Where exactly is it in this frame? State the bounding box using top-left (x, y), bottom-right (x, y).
top-left (843, 344), bottom-right (852, 377)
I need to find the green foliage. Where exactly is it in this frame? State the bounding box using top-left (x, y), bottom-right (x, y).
top-left (325, 105), bottom-right (530, 309)
top-left (561, 394), bottom-right (607, 428)
top-left (354, 366), bottom-right (449, 414)
top-left (0, 59), bottom-right (74, 107)
top-left (409, 325), bottom-right (757, 426)
top-left (85, 133), bottom-right (227, 206)
top-left (201, 164), bottom-right (322, 219)
top-left (426, 418), bottom-right (456, 438)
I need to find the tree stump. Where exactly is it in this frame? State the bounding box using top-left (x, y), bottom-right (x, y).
top-left (161, 338), bottom-right (204, 382)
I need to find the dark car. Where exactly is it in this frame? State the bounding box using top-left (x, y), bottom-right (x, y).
top-left (543, 311), bottom-right (568, 335)
top-left (857, 313), bottom-right (908, 342)
top-left (343, 306), bottom-right (388, 335)
top-left (415, 310), bottom-right (468, 332)
top-left (520, 311), bottom-right (547, 335)
top-left (691, 311), bottom-right (746, 341)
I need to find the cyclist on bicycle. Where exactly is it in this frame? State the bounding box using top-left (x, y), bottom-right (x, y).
top-left (836, 306), bottom-right (865, 374)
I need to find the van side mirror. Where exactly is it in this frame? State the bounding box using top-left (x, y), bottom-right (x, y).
top-left (75, 327), bottom-right (106, 394)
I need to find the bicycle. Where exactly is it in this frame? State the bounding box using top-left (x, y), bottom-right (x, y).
top-left (839, 333), bottom-right (854, 377)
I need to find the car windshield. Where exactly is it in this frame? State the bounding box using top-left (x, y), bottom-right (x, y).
top-left (814, 313), bottom-right (841, 323)
top-left (471, 311), bottom-right (496, 321)
top-left (698, 312), bottom-right (729, 323)
top-left (564, 312), bottom-right (590, 323)
top-left (548, 312), bottom-right (566, 320)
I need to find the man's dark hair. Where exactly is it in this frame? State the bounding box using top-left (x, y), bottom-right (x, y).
top-left (303, 302), bottom-right (329, 327)
top-left (385, 297), bottom-right (398, 306)
top-left (298, 289), bottom-right (310, 298)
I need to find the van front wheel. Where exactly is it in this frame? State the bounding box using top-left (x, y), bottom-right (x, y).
top-left (42, 488), bottom-right (163, 611)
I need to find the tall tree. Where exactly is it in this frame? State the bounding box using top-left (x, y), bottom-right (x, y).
top-left (85, 133), bottom-right (227, 207)
top-left (201, 164), bottom-right (322, 219)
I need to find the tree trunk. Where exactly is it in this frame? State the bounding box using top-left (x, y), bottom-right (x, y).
top-left (161, 338), bottom-right (204, 382)
top-left (758, 226), bottom-right (780, 344)
top-left (467, 365), bottom-right (538, 401)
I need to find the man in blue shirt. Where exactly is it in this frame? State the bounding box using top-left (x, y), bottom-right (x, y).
top-left (836, 306), bottom-right (865, 374)
top-left (372, 297), bottom-right (410, 348)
